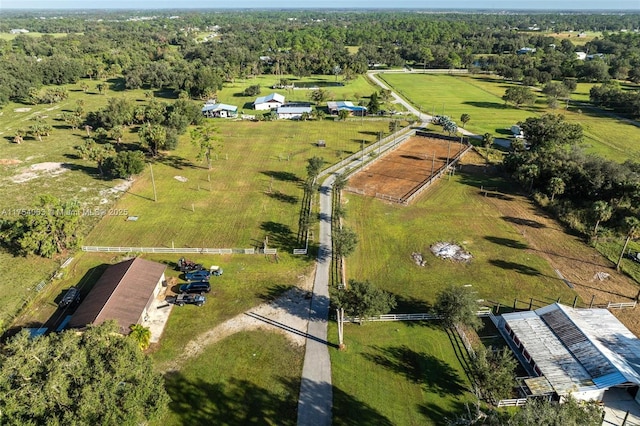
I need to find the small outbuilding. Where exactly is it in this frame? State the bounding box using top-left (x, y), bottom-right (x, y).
top-left (327, 101), bottom-right (367, 116)
top-left (498, 303), bottom-right (640, 403)
top-left (253, 93), bottom-right (285, 111)
top-left (69, 257), bottom-right (166, 335)
top-left (202, 103), bottom-right (238, 118)
top-left (277, 105), bottom-right (312, 120)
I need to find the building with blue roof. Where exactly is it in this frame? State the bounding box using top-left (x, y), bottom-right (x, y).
top-left (202, 103), bottom-right (238, 118)
top-left (327, 101), bottom-right (367, 116)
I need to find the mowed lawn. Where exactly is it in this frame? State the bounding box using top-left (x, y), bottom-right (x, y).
top-left (343, 164), bottom-right (578, 309)
top-left (379, 73), bottom-right (539, 137)
top-left (330, 321), bottom-right (476, 426)
top-left (158, 330), bottom-right (304, 426)
top-left (86, 119), bottom-right (390, 249)
top-left (381, 73), bottom-right (640, 162)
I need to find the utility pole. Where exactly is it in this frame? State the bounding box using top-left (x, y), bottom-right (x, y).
top-left (150, 164), bottom-right (157, 202)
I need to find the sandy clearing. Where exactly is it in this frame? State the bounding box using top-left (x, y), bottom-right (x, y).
top-left (10, 162), bottom-right (69, 183)
top-left (161, 267), bottom-right (315, 373)
top-left (14, 107), bottom-right (31, 113)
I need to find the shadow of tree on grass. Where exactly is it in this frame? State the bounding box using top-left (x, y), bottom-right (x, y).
top-left (362, 345), bottom-right (466, 396)
top-left (484, 236), bottom-right (529, 249)
top-left (165, 372), bottom-right (298, 426)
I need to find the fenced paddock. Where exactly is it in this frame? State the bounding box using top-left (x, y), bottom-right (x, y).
top-left (82, 246), bottom-right (276, 254)
top-left (345, 133), bottom-right (469, 204)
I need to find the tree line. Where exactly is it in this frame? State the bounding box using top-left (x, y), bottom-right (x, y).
top-left (503, 114), bottom-right (640, 261)
top-left (2, 11), bottom-right (640, 108)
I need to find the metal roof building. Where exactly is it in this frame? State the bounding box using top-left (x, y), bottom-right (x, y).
top-left (276, 105), bottom-right (312, 120)
top-left (499, 303), bottom-right (640, 402)
top-left (69, 258), bottom-right (166, 335)
top-left (327, 101), bottom-right (367, 115)
top-left (201, 103), bottom-right (238, 118)
top-left (253, 93), bottom-right (285, 110)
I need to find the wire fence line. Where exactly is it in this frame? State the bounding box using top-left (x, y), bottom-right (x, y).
top-left (81, 246), bottom-right (276, 255)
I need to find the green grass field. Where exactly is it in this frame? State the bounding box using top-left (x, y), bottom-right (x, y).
top-left (86, 119), bottom-right (390, 249)
top-left (215, 74), bottom-right (379, 112)
top-left (0, 74), bottom-right (388, 329)
top-left (158, 330), bottom-right (303, 426)
top-left (343, 170), bottom-right (577, 309)
top-left (0, 83), bottom-right (151, 329)
top-left (380, 73), bottom-right (541, 138)
top-left (380, 73), bottom-right (640, 162)
top-left (330, 321), bottom-right (476, 426)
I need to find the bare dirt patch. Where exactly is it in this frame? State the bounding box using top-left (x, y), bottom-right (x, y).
top-left (13, 107), bottom-right (31, 113)
top-left (463, 158), bottom-right (640, 335)
top-left (161, 267), bottom-right (315, 373)
top-left (0, 159), bottom-right (22, 166)
top-left (347, 135), bottom-right (466, 200)
top-left (10, 162), bottom-right (69, 183)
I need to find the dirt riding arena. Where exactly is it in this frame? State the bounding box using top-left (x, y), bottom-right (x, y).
top-left (346, 134), bottom-right (468, 202)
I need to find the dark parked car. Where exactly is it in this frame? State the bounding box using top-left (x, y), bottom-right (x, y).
top-left (176, 257), bottom-right (203, 273)
top-left (59, 287), bottom-right (81, 308)
top-left (626, 251), bottom-right (640, 264)
top-left (185, 270), bottom-right (211, 282)
top-left (174, 294), bottom-right (206, 307)
top-left (179, 282), bottom-right (211, 294)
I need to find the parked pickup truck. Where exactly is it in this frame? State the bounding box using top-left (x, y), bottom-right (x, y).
top-left (173, 294), bottom-right (206, 307)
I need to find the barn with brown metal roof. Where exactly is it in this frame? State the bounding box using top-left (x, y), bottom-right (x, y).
top-left (69, 257), bottom-right (166, 335)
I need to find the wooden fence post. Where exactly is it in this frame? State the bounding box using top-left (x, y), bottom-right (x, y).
top-left (528, 298), bottom-right (533, 310)
top-left (513, 298), bottom-right (517, 310)
top-left (496, 303), bottom-right (501, 314)
top-left (572, 296), bottom-right (578, 308)
top-left (590, 295), bottom-right (595, 308)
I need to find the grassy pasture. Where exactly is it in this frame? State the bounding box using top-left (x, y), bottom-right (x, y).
top-left (86, 119), bottom-right (390, 249)
top-left (0, 82), bottom-right (152, 329)
top-left (216, 74), bottom-right (379, 113)
top-left (379, 73), bottom-right (540, 138)
top-left (330, 321), bottom-right (476, 426)
top-left (158, 330), bottom-right (303, 426)
top-left (343, 163), bottom-right (578, 310)
top-left (381, 73), bottom-right (640, 162)
top-left (0, 32), bottom-right (83, 40)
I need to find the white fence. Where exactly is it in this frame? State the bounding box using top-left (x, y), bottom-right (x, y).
top-left (82, 246), bottom-right (276, 255)
top-left (496, 398), bottom-right (528, 408)
top-left (345, 309), bottom-right (492, 323)
top-left (346, 313), bottom-right (440, 323)
top-left (607, 301), bottom-right (637, 309)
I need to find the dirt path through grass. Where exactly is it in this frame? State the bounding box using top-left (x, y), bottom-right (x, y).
top-left (161, 268), bottom-right (315, 373)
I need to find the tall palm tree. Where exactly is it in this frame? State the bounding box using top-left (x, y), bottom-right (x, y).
top-left (617, 216), bottom-right (640, 270)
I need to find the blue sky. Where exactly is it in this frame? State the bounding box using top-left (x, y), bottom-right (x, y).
top-left (1, 0), bottom-right (639, 10)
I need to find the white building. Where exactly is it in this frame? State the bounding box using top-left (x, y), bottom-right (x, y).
top-left (498, 303), bottom-right (640, 403)
top-left (201, 103), bottom-right (238, 118)
top-left (253, 93), bottom-right (285, 111)
top-left (276, 106), bottom-right (312, 120)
